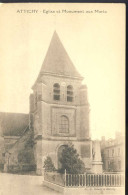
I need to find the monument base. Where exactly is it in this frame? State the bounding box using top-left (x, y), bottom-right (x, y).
top-left (91, 161), bottom-right (103, 173)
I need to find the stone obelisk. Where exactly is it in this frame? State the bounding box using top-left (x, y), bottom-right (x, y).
top-left (91, 140), bottom-right (103, 173)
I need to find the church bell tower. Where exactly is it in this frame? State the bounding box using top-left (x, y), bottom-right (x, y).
top-left (30, 31), bottom-right (92, 175)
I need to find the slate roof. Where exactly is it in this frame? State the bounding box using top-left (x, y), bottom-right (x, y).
top-left (34, 31), bottom-right (82, 86)
top-left (0, 112), bottom-right (29, 136)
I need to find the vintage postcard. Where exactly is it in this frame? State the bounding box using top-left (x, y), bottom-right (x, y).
top-left (0, 3), bottom-right (125, 195)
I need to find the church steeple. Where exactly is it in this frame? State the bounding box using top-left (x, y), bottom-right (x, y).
top-left (32, 32), bottom-right (91, 175)
top-left (41, 31), bottom-right (82, 78)
top-left (34, 31), bottom-right (82, 87)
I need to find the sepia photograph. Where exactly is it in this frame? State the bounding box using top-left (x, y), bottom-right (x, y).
top-left (0, 3), bottom-right (125, 195)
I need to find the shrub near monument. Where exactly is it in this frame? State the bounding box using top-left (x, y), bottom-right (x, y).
top-left (59, 144), bottom-right (85, 174)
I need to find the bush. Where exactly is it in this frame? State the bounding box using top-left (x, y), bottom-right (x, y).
top-left (0, 164), bottom-right (4, 171)
top-left (18, 149), bottom-right (35, 164)
top-left (8, 164), bottom-right (36, 174)
top-left (59, 144), bottom-right (85, 174)
top-left (44, 156), bottom-right (56, 172)
top-left (108, 161), bottom-right (118, 172)
top-left (8, 165), bottom-right (20, 173)
top-left (21, 164), bottom-right (36, 172)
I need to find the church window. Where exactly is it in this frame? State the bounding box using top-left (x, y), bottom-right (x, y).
top-left (53, 83), bottom-right (60, 100)
top-left (59, 115), bottom-right (69, 133)
top-left (67, 85), bottom-right (73, 102)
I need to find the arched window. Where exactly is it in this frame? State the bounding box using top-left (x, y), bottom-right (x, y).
top-left (59, 115), bottom-right (69, 133)
top-left (67, 85), bottom-right (73, 102)
top-left (53, 83), bottom-right (60, 100)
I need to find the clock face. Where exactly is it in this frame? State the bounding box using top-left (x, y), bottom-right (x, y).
top-left (61, 82), bottom-right (66, 86)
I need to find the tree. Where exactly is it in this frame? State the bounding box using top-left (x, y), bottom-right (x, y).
top-left (59, 144), bottom-right (85, 174)
top-left (18, 130), bottom-right (35, 164)
top-left (18, 149), bottom-right (35, 164)
top-left (43, 156), bottom-right (56, 172)
top-left (108, 160), bottom-right (118, 172)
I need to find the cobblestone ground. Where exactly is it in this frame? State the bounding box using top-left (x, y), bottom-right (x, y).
top-left (0, 173), bottom-right (60, 195)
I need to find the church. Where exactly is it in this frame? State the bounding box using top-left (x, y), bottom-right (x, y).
top-left (30, 31), bottom-right (92, 175)
top-left (1, 31), bottom-right (102, 175)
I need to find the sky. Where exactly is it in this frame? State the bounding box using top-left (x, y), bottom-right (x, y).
top-left (0, 3), bottom-right (125, 139)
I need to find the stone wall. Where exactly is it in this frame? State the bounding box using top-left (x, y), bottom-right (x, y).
top-left (4, 128), bottom-right (35, 173)
top-left (41, 140), bottom-right (92, 170)
top-left (32, 69), bottom-right (91, 174)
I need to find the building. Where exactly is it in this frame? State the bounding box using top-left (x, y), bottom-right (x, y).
top-left (101, 132), bottom-right (125, 172)
top-left (0, 112), bottom-right (29, 171)
top-left (30, 31), bottom-right (93, 175)
top-left (1, 31), bottom-right (103, 175)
